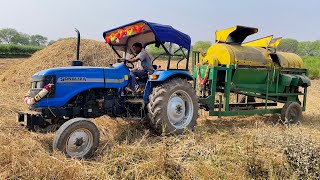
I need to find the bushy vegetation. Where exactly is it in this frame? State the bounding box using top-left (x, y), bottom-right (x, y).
top-left (278, 39), bottom-right (320, 56)
top-left (302, 56), bottom-right (320, 79)
top-left (0, 44), bottom-right (44, 57)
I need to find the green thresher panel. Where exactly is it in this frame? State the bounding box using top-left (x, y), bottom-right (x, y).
top-left (231, 68), bottom-right (281, 93)
top-left (232, 69), bottom-right (267, 84)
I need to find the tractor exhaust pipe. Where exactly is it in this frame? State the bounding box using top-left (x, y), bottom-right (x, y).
top-left (71, 28), bottom-right (83, 66)
top-left (75, 28), bottom-right (80, 60)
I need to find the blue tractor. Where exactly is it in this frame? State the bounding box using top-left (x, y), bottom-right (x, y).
top-left (18, 20), bottom-right (199, 158)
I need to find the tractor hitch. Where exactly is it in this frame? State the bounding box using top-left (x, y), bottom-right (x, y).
top-left (17, 111), bottom-right (46, 130)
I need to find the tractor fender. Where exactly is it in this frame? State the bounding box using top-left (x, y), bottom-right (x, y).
top-left (143, 70), bottom-right (194, 103)
top-left (150, 70), bottom-right (193, 82)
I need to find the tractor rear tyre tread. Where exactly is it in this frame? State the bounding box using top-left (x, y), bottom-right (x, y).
top-left (53, 118), bottom-right (100, 159)
top-left (147, 78), bottom-right (199, 135)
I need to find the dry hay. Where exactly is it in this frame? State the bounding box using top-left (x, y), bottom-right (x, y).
top-left (0, 58), bottom-right (25, 74)
top-left (0, 39), bottom-right (117, 111)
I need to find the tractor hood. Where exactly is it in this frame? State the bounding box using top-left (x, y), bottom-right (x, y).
top-left (33, 63), bottom-right (129, 77)
top-left (33, 66), bottom-right (105, 76)
top-left (32, 63), bottom-right (130, 88)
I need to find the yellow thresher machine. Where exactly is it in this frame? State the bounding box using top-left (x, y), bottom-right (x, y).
top-left (193, 26), bottom-right (311, 123)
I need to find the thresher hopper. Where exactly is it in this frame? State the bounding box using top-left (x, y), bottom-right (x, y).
top-left (194, 26), bottom-right (310, 123)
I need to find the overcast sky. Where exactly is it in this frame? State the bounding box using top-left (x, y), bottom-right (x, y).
top-left (1, 0), bottom-right (319, 44)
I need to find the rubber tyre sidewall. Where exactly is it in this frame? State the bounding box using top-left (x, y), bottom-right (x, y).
top-left (53, 118), bottom-right (100, 159)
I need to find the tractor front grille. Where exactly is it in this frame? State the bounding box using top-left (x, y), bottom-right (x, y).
top-left (30, 75), bottom-right (56, 98)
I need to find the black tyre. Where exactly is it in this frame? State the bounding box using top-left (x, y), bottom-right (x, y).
top-left (147, 78), bottom-right (199, 135)
top-left (280, 101), bottom-right (302, 124)
top-left (53, 118), bottom-right (100, 159)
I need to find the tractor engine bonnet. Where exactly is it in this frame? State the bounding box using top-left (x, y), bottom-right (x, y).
top-left (201, 25), bottom-right (304, 69)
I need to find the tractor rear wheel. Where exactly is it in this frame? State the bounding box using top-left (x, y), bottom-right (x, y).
top-left (53, 118), bottom-right (100, 159)
top-left (281, 101), bottom-right (302, 124)
top-left (147, 78), bottom-right (199, 135)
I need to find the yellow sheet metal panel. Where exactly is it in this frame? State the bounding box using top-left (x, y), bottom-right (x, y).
top-left (230, 45), bottom-right (272, 66)
top-left (276, 53), bottom-right (289, 68)
top-left (215, 26), bottom-right (237, 43)
top-left (269, 37), bottom-right (282, 49)
top-left (242, 35), bottom-right (273, 48)
top-left (288, 53), bottom-right (299, 68)
top-left (282, 53), bottom-right (296, 68)
top-left (201, 43), bottom-right (231, 66)
top-left (277, 52), bottom-right (304, 68)
top-left (276, 52), bottom-right (304, 68)
top-left (202, 43), bottom-right (272, 67)
top-left (294, 54), bottom-right (304, 68)
top-left (215, 26), bottom-right (258, 44)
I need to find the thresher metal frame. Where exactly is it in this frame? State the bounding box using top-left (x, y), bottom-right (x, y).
top-left (192, 51), bottom-right (308, 117)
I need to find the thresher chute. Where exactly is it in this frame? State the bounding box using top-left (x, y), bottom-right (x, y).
top-left (268, 37), bottom-right (282, 49)
top-left (242, 35), bottom-right (273, 48)
top-left (215, 25), bottom-right (258, 44)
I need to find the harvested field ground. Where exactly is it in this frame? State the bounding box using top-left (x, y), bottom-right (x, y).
top-left (0, 41), bottom-right (319, 179)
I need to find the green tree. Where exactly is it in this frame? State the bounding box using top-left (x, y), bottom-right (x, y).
top-left (298, 40), bottom-right (320, 56)
top-left (313, 40), bottom-right (320, 56)
top-left (146, 44), bottom-right (166, 57)
top-left (278, 38), bottom-right (299, 53)
top-left (48, 40), bottom-right (56, 45)
top-left (0, 28), bottom-right (19, 44)
top-left (30, 35), bottom-right (48, 46)
top-left (193, 41), bottom-right (212, 53)
top-left (11, 33), bottom-right (30, 45)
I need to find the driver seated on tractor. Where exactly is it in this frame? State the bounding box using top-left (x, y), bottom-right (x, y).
top-left (125, 42), bottom-right (154, 93)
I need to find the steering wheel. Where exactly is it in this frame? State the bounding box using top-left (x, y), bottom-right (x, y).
top-left (117, 58), bottom-right (135, 69)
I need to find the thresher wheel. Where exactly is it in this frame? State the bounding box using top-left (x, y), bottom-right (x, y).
top-left (147, 78), bottom-right (199, 135)
top-left (280, 102), bottom-right (302, 124)
top-left (53, 118), bottom-right (100, 159)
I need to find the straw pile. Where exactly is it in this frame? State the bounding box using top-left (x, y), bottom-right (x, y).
top-left (0, 39), bottom-right (117, 111)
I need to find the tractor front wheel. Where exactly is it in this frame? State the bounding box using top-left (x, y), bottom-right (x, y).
top-left (147, 78), bottom-right (199, 135)
top-left (53, 118), bottom-right (100, 159)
